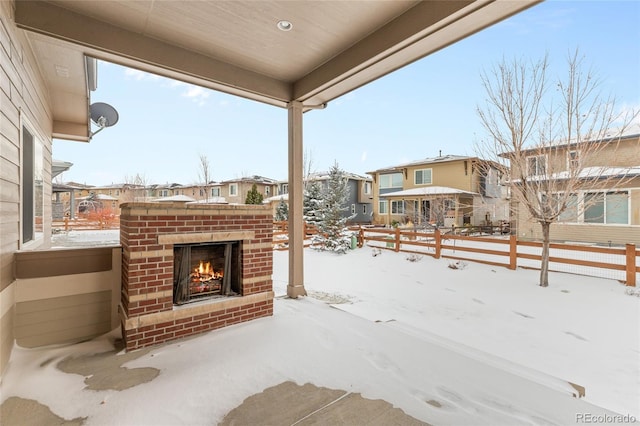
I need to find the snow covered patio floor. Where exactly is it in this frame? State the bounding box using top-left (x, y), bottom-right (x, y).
top-left (1, 240), bottom-right (638, 425)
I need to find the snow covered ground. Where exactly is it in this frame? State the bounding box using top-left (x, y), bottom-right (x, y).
top-left (2, 230), bottom-right (637, 424)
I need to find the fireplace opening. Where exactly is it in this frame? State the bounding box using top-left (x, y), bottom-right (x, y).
top-left (173, 241), bottom-right (241, 305)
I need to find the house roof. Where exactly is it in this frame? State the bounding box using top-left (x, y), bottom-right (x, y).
top-left (368, 155), bottom-right (476, 174)
top-left (307, 171), bottom-right (371, 181)
top-left (509, 166), bottom-right (640, 184)
top-left (221, 175), bottom-right (279, 185)
top-left (264, 194), bottom-right (289, 203)
top-left (14, 0), bottom-right (540, 142)
top-left (52, 159), bottom-right (73, 178)
top-left (381, 186), bottom-right (478, 198)
top-left (500, 123), bottom-right (640, 157)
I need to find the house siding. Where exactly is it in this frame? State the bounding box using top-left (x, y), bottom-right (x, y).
top-left (516, 187), bottom-right (640, 245)
top-left (369, 157), bottom-right (503, 226)
top-left (513, 139), bottom-right (640, 245)
top-left (1, 0), bottom-right (54, 375)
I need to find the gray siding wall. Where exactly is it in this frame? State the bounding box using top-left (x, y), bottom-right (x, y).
top-left (1, 0), bottom-right (54, 375)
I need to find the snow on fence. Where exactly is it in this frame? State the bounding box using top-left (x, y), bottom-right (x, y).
top-left (356, 226), bottom-right (638, 285)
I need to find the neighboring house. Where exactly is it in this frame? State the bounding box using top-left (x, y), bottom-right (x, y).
top-left (507, 126), bottom-right (640, 245)
top-left (264, 172), bottom-right (373, 224)
top-left (306, 171), bottom-right (373, 224)
top-left (367, 155), bottom-right (508, 227)
top-left (220, 176), bottom-right (279, 204)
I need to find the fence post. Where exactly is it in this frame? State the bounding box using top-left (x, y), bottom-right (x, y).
top-left (509, 235), bottom-right (517, 270)
top-left (434, 228), bottom-right (441, 259)
top-left (626, 244), bottom-right (636, 287)
top-left (394, 227), bottom-right (400, 252)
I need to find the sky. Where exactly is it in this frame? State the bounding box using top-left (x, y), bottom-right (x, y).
top-left (52, 1), bottom-right (640, 187)
top-left (2, 234), bottom-right (639, 424)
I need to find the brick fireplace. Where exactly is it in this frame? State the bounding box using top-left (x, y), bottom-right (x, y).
top-left (119, 202), bottom-right (274, 351)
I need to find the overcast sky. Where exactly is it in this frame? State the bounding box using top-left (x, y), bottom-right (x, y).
top-left (53, 0), bottom-right (640, 187)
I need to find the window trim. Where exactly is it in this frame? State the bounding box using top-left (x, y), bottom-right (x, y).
top-left (20, 114), bottom-right (45, 248)
top-left (527, 154), bottom-right (547, 176)
top-left (379, 200), bottom-right (388, 214)
top-left (379, 173), bottom-right (403, 189)
top-left (414, 168), bottom-right (433, 185)
top-left (229, 183), bottom-right (238, 196)
top-left (567, 150), bottom-right (580, 171)
top-left (390, 200), bottom-right (405, 215)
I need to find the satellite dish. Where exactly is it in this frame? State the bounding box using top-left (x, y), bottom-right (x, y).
top-left (89, 102), bottom-right (119, 139)
top-left (90, 102), bottom-right (119, 128)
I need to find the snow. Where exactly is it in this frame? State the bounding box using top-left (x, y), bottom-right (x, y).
top-left (3, 231), bottom-right (639, 424)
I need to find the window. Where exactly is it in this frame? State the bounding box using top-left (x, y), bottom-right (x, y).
top-left (444, 199), bottom-right (456, 212)
top-left (21, 120), bottom-right (44, 246)
top-left (116, 190), bottom-right (120, 196)
top-left (558, 194), bottom-right (578, 222)
top-left (281, 184), bottom-right (288, 194)
top-left (364, 181), bottom-right (372, 194)
top-left (229, 184), bottom-right (238, 196)
top-left (199, 189), bottom-right (204, 196)
top-left (379, 173), bottom-right (403, 189)
top-left (379, 200), bottom-right (388, 214)
top-left (160, 190), bottom-right (168, 197)
top-left (414, 168), bottom-right (432, 185)
top-left (351, 204), bottom-right (356, 214)
top-left (391, 200), bottom-right (405, 214)
top-left (585, 191), bottom-right (628, 224)
top-left (527, 155), bottom-right (547, 176)
top-left (211, 187), bottom-right (220, 197)
top-left (265, 186), bottom-right (270, 196)
top-left (568, 150), bottom-right (580, 170)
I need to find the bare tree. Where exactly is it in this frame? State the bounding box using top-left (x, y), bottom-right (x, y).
top-left (475, 50), bottom-right (638, 287)
top-left (122, 173), bottom-right (149, 202)
top-left (197, 153), bottom-right (212, 202)
top-left (303, 147), bottom-right (316, 189)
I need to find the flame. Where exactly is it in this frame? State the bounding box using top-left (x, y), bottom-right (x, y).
top-left (192, 261), bottom-right (223, 282)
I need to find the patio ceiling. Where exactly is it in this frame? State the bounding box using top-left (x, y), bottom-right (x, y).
top-left (14, 0), bottom-right (540, 142)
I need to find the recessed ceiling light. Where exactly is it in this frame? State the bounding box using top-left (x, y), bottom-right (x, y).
top-left (277, 20), bottom-right (293, 32)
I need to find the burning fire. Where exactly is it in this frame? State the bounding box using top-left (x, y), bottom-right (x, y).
top-left (191, 260), bottom-right (223, 283)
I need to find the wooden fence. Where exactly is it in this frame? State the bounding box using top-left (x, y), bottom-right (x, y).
top-left (272, 223), bottom-right (639, 286)
top-left (358, 227), bottom-right (638, 286)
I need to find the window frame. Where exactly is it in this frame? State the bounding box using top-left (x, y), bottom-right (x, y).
top-left (527, 154), bottom-right (547, 176)
top-left (20, 115), bottom-right (45, 248)
top-left (414, 168), bottom-right (433, 185)
top-left (390, 200), bottom-right (405, 215)
top-left (379, 200), bottom-right (388, 214)
top-left (567, 150), bottom-right (580, 171)
top-left (379, 173), bottom-right (403, 189)
top-left (229, 183), bottom-right (238, 196)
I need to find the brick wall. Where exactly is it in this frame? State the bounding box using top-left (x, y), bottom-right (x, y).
top-left (119, 202), bottom-right (274, 350)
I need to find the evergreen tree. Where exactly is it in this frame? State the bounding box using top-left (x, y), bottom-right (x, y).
top-left (245, 184), bottom-right (264, 204)
top-left (303, 181), bottom-right (323, 226)
top-left (275, 198), bottom-right (289, 221)
top-left (313, 161), bottom-right (354, 253)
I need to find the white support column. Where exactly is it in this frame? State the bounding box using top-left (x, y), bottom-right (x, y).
top-left (287, 101), bottom-right (307, 298)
